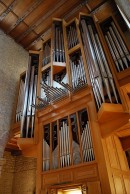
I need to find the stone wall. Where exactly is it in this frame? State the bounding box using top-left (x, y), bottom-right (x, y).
top-left (0, 30), bottom-right (28, 160)
top-left (0, 151), bottom-right (36, 194)
top-left (12, 155), bottom-right (36, 194)
top-left (0, 152), bottom-right (15, 194)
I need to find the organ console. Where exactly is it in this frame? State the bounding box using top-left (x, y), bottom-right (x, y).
top-left (13, 3), bottom-right (130, 194)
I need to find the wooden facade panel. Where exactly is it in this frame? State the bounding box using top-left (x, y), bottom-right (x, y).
top-left (87, 181), bottom-right (101, 194)
top-left (113, 136), bottom-right (129, 171)
top-left (113, 174), bottom-right (125, 194)
top-left (59, 171), bottom-right (73, 182)
top-left (43, 174), bottom-right (59, 185)
top-left (73, 165), bottom-right (98, 180)
top-left (123, 175), bottom-right (130, 194)
top-left (95, 2), bottom-right (116, 23)
top-left (106, 136), bottom-right (120, 169)
top-left (42, 164), bottom-right (98, 188)
top-left (120, 83), bottom-right (130, 112)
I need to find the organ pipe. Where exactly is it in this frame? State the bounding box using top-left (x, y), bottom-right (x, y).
top-left (42, 109), bottom-right (95, 171)
top-left (80, 16), bottom-right (119, 109)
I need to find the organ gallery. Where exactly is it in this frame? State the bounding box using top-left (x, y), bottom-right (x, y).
top-left (0, 0), bottom-right (130, 194)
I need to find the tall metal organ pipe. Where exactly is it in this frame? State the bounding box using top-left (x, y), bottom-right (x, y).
top-left (80, 16), bottom-right (119, 109)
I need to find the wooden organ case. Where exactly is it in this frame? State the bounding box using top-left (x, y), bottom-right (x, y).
top-left (12, 2), bottom-right (130, 194)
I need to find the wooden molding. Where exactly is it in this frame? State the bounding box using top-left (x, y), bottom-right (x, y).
top-left (98, 103), bottom-right (130, 137)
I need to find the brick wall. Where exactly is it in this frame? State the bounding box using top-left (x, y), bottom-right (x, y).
top-left (0, 151), bottom-right (36, 194)
top-left (12, 155), bottom-right (37, 194)
top-left (0, 29), bottom-right (28, 159)
top-left (0, 152), bottom-right (15, 194)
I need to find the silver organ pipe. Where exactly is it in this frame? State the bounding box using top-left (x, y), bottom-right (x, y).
top-left (31, 74), bottom-right (37, 137)
top-left (16, 75), bottom-right (25, 122)
top-left (100, 18), bottom-right (130, 72)
top-left (66, 22), bottom-right (79, 49)
top-left (40, 68), bottom-right (51, 105)
top-left (42, 40), bottom-right (51, 67)
top-left (52, 122), bottom-right (58, 169)
top-left (21, 54), bottom-right (39, 138)
top-left (42, 109), bottom-right (95, 171)
top-left (70, 51), bottom-right (87, 90)
top-left (59, 118), bottom-right (71, 168)
top-left (78, 109), bottom-right (95, 162)
top-left (43, 124), bottom-right (50, 171)
top-left (70, 113), bottom-right (81, 165)
top-left (80, 16), bottom-right (119, 109)
top-left (53, 21), bottom-right (66, 63)
top-left (53, 68), bottom-right (68, 93)
top-left (26, 66), bottom-right (35, 138)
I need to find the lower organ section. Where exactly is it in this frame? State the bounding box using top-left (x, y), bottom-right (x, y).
top-left (43, 163), bottom-right (98, 185)
top-left (42, 108), bottom-right (95, 171)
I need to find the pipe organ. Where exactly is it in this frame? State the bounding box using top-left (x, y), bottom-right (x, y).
top-left (15, 73), bottom-right (25, 122)
top-left (69, 51), bottom-right (87, 90)
top-left (14, 4), bottom-right (130, 194)
top-left (42, 109), bottom-right (94, 171)
top-left (42, 40), bottom-right (51, 67)
top-left (66, 21), bottom-right (79, 49)
top-left (80, 16), bottom-right (120, 109)
top-left (100, 18), bottom-right (130, 72)
top-left (53, 21), bottom-right (66, 63)
top-left (20, 54), bottom-right (39, 138)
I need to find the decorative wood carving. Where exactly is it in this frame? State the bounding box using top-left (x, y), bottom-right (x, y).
top-left (81, 184), bottom-right (88, 194)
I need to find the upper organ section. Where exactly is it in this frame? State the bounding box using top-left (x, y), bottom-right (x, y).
top-left (14, 12), bottom-right (130, 139)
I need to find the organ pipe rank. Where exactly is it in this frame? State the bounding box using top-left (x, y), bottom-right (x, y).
top-left (42, 109), bottom-right (95, 171)
top-left (80, 16), bottom-right (119, 109)
top-left (21, 54), bottom-right (39, 138)
top-left (100, 18), bottom-right (130, 72)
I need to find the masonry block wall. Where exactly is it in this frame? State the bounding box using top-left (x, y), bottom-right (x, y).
top-left (0, 29), bottom-right (28, 160)
top-left (0, 152), bottom-right (15, 194)
top-left (0, 151), bottom-right (36, 194)
top-left (12, 155), bottom-right (37, 194)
